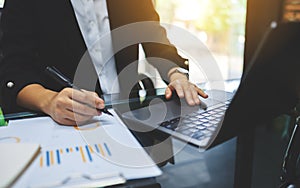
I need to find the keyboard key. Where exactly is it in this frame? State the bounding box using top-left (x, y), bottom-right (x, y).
top-left (166, 124), bottom-right (175, 130)
top-left (170, 117), bottom-right (180, 124)
top-left (214, 118), bottom-right (222, 122)
top-left (160, 121), bottom-right (170, 127)
top-left (202, 130), bottom-right (212, 136)
top-left (182, 119), bottom-right (192, 124)
top-left (196, 125), bottom-right (206, 130)
top-left (207, 127), bottom-right (216, 132)
top-left (188, 117), bottom-right (198, 121)
top-left (189, 128), bottom-right (199, 133)
top-left (210, 120), bottom-right (220, 125)
top-left (203, 123), bottom-right (213, 127)
top-left (192, 132), bottom-right (204, 140)
top-left (214, 109), bottom-right (223, 113)
top-left (199, 119), bottom-right (209, 123)
top-left (220, 107), bottom-right (227, 111)
top-left (214, 114), bottom-right (224, 118)
top-left (196, 115), bottom-right (205, 119)
top-left (184, 123), bottom-right (197, 128)
top-left (208, 111), bottom-right (216, 115)
top-left (206, 116), bottom-right (215, 121)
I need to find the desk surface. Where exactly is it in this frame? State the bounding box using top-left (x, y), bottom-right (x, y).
top-left (157, 138), bottom-right (236, 188)
top-left (149, 138), bottom-right (236, 188)
top-left (109, 138), bottom-right (236, 188)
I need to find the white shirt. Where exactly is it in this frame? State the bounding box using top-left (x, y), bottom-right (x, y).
top-left (70, 0), bottom-right (120, 94)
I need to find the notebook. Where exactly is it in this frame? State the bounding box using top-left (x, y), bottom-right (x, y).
top-left (0, 143), bottom-right (40, 187)
top-left (120, 22), bottom-right (300, 149)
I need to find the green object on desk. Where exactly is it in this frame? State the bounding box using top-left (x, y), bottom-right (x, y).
top-left (0, 107), bottom-right (8, 126)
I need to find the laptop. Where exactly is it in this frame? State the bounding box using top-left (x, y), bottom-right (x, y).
top-left (120, 88), bottom-right (234, 149)
top-left (115, 22), bottom-right (300, 150)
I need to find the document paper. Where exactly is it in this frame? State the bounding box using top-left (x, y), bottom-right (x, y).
top-left (0, 110), bottom-right (162, 187)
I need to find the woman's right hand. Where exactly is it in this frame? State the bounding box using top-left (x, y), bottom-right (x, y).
top-left (45, 88), bottom-right (105, 125)
top-left (17, 84), bottom-right (104, 125)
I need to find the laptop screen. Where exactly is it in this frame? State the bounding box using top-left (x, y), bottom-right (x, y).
top-left (213, 22), bottom-right (300, 147)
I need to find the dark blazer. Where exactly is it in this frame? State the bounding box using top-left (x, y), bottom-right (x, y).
top-left (0, 0), bottom-right (187, 113)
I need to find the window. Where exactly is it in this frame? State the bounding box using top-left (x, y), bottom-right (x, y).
top-left (154, 0), bottom-right (247, 82)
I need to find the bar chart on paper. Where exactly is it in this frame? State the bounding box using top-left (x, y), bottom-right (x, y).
top-left (39, 143), bottom-right (112, 168)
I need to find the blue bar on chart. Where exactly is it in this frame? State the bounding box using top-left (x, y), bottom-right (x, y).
top-left (46, 151), bottom-right (50, 167)
top-left (104, 143), bottom-right (112, 156)
top-left (56, 150), bottom-right (61, 165)
top-left (85, 145), bottom-right (93, 162)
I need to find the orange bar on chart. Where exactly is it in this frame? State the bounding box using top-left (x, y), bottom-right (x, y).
top-left (79, 146), bottom-right (86, 162)
top-left (88, 145), bottom-right (94, 153)
top-left (40, 156), bottom-right (43, 167)
top-left (50, 151), bottom-right (54, 165)
top-left (98, 144), bottom-right (105, 157)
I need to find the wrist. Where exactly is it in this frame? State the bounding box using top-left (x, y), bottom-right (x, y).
top-left (168, 67), bottom-right (189, 81)
top-left (17, 84), bottom-right (57, 114)
top-left (39, 89), bottom-right (57, 115)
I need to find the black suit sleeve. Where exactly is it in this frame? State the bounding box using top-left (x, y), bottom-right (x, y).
top-left (0, 0), bottom-right (43, 112)
top-left (139, 0), bottom-right (188, 82)
top-left (107, 0), bottom-right (187, 82)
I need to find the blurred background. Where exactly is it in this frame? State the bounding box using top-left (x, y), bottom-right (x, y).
top-left (139, 0), bottom-right (247, 87)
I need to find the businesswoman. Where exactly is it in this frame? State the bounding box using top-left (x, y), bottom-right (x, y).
top-left (0, 0), bottom-right (207, 125)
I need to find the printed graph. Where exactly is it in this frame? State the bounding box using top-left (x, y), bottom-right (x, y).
top-left (39, 143), bottom-right (112, 168)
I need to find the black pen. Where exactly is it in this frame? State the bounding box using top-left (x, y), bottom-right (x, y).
top-left (45, 66), bottom-right (113, 116)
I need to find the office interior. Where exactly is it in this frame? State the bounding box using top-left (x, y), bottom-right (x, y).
top-left (0, 0), bottom-right (300, 187)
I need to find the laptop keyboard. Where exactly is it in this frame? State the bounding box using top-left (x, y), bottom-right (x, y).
top-left (159, 101), bottom-right (231, 141)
